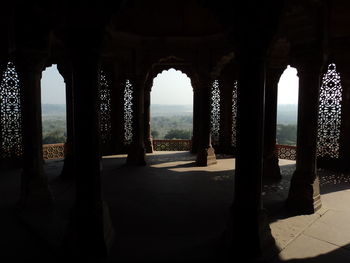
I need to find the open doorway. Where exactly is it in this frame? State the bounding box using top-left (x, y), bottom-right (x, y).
top-left (41, 65), bottom-right (66, 160)
top-left (276, 65), bottom-right (299, 148)
top-left (150, 68), bottom-right (193, 151)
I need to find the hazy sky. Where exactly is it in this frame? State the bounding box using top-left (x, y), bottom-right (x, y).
top-left (41, 65), bottom-right (66, 104)
top-left (40, 65), bottom-right (299, 105)
top-left (277, 66), bottom-right (299, 104)
top-left (151, 68), bottom-right (193, 105)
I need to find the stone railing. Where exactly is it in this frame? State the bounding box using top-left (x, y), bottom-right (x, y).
top-left (153, 139), bottom-right (192, 151)
top-left (43, 143), bottom-right (65, 160)
top-left (41, 142), bottom-right (296, 161)
top-left (276, 144), bottom-right (296, 160)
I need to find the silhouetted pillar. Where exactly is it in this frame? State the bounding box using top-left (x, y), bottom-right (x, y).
top-left (127, 77), bottom-right (146, 165)
top-left (263, 67), bottom-right (284, 180)
top-left (144, 88), bottom-right (153, 153)
top-left (57, 63), bottom-right (75, 180)
top-left (224, 52), bottom-right (274, 258)
top-left (196, 76), bottom-right (216, 166)
top-left (66, 51), bottom-right (114, 257)
top-left (287, 62), bottom-right (322, 213)
top-left (110, 73), bottom-right (126, 154)
top-left (16, 54), bottom-right (53, 207)
top-left (219, 77), bottom-right (234, 154)
top-left (191, 85), bottom-right (200, 154)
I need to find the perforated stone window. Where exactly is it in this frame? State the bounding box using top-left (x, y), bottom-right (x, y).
top-left (0, 62), bottom-right (23, 158)
top-left (124, 79), bottom-right (133, 145)
top-left (99, 70), bottom-right (112, 145)
top-left (210, 79), bottom-right (220, 145)
top-left (231, 80), bottom-right (238, 147)
top-left (317, 63), bottom-right (342, 158)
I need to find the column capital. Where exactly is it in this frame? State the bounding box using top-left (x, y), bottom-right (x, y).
top-left (289, 47), bottom-right (325, 75)
top-left (15, 51), bottom-right (47, 74)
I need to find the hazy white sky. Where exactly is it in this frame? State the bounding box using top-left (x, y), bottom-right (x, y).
top-left (41, 65), bottom-right (66, 104)
top-left (151, 68), bottom-right (193, 105)
top-left (40, 65), bottom-right (299, 105)
top-left (277, 66), bottom-right (299, 104)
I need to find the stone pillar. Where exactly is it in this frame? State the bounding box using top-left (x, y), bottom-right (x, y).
top-left (65, 51), bottom-right (114, 257)
top-left (263, 67), bottom-right (284, 180)
top-left (219, 77), bottom-right (234, 155)
top-left (223, 52), bottom-right (274, 258)
top-left (110, 73), bottom-right (126, 154)
top-left (127, 77), bottom-right (146, 165)
top-left (191, 86), bottom-right (200, 154)
top-left (16, 54), bottom-right (53, 207)
top-left (57, 63), bottom-right (75, 180)
top-left (196, 76), bottom-right (217, 166)
top-left (287, 62), bottom-right (322, 214)
top-left (144, 87), bottom-right (153, 153)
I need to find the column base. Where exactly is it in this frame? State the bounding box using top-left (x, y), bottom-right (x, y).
top-left (286, 171), bottom-right (322, 214)
top-left (60, 155), bottom-right (75, 180)
top-left (62, 201), bottom-right (114, 259)
top-left (127, 145), bottom-right (146, 166)
top-left (196, 146), bottom-right (217, 166)
top-left (263, 155), bottom-right (281, 181)
top-left (145, 138), bottom-right (154, 153)
top-left (191, 136), bottom-right (198, 154)
top-left (221, 207), bottom-right (278, 261)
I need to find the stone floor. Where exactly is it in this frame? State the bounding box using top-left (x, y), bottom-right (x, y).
top-left (0, 151), bottom-right (350, 262)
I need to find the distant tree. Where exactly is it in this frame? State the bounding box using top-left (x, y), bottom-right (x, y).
top-left (151, 130), bottom-right (159, 138)
top-left (164, 129), bottom-right (191, 139)
top-left (276, 124), bottom-right (297, 145)
top-left (42, 130), bottom-right (66, 144)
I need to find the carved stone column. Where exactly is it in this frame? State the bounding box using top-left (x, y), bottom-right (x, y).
top-left (144, 87), bottom-right (153, 153)
top-left (223, 52), bottom-right (274, 259)
top-left (263, 67), bottom-right (284, 180)
top-left (191, 85), bottom-right (200, 154)
top-left (219, 77), bottom-right (234, 154)
top-left (16, 54), bottom-right (53, 207)
top-left (110, 72), bottom-right (126, 154)
top-left (64, 51), bottom-right (114, 257)
top-left (57, 63), bottom-right (75, 180)
top-left (196, 76), bottom-right (217, 166)
top-left (127, 77), bottom-right (146, 165)
top-left (287, 61), bottom-right (322, 214)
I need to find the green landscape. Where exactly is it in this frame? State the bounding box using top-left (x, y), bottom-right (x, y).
top-left (40, 104), bottom-right (298, 145)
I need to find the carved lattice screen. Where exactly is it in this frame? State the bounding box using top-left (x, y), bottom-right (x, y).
top-left (210, 79), bottom-right (220, 145)
top-left (0, 62), bottom-right (23, 158)
top-left (99, 70), bottom-right (112, 145)
top-left (124, 79), bottom-right (133, 145)
top-left (231, 80), bottom-right (238, 147)
top-left (317, 63), bottom-right (342, 158)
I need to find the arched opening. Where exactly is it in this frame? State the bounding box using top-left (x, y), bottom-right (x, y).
top-left (150, 68), bottom-right (193, 151)
top-left (41, 65), bottom-right (66, 159)
top-left (276, 65), bottom-right (299, 156)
